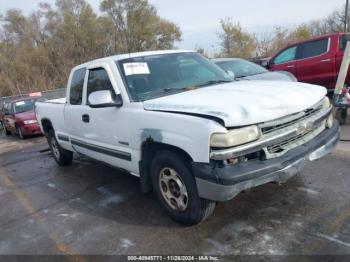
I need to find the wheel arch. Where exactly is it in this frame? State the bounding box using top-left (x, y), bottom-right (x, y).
top-left (139, 140), bottom-right (194, 194)
top-left (41, 118), bottom-right (54, 135)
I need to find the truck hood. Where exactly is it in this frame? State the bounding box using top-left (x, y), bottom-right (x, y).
top-left (143, 81), bottom-right (327, 127)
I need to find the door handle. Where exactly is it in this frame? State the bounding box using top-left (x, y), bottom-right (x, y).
top-left (82, 114), bottom-right (90, 123)
top-left (321, 59), bottom-right (331, 63)
top-left (287, 65), bottom-right (295, 68)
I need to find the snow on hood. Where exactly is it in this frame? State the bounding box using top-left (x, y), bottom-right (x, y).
top-left (143, 80), bottom-right (327, 127)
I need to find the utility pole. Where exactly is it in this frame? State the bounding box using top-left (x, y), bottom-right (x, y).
top-left (345, 0), bottom-right (349, 32)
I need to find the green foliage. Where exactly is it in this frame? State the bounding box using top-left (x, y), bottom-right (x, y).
top-left (220, 5), bottom-right (348, 58)
top-left (0, 0), bottom-right (181, 96)
top-left (218, 19), bottom-right (256, 59)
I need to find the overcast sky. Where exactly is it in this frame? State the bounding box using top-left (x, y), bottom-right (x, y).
top-left (0, 0), bottom-right (346, 52)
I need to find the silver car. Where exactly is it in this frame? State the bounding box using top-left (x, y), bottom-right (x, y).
top-left (213, 58), bottom-right (297, 82)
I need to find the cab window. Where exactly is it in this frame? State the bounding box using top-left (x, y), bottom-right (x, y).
top-left (273, 46), bottom-right (297, 65)
top-left (69, 68), bottom-right (86, 105)
top-left (86, 68), bottom-right (114, 104)
top-left (297, 38), bottom-right (329, 59)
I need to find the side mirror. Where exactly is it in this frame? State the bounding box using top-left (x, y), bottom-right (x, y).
top-left (88, 90), bottom-right (123, 108)
top-left (261, 60), bottom-right (269, 68)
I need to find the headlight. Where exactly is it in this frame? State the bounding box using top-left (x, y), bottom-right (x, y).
top-left (326, 114), bottom-right (334, 128)
top-left (322, 96), bottom-right (331, 109)
top-left (210, 125), bottom-right (260, 148)
top-left (24, 120), bottom-right (38, 125)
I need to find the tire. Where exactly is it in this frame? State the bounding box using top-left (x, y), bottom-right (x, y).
top-left (16, 125), bottom-right (25, 139)
top-left (150, 150), bottom-right (216, 226)
top-left (48, 130), bottom-right (73, 166)
top-left (3, 125), bottom-right (11, 135)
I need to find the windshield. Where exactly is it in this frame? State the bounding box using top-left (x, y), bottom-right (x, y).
top-left (216, 59), bottom-right (268, 78)
top-left (13, 99), bottom-right (38, 114)
top-left (117, 52), bottom-right (232, 101)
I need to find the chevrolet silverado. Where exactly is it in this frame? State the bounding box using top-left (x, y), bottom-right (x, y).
top-left (35, 50), bottom-right (340, 225)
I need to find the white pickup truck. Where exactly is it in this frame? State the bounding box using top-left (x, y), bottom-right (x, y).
top-left (36, 50), bottom-right (340, 225)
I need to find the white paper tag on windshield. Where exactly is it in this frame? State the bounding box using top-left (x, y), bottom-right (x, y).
top-left (123, 62), bottom-right (150, 76)
top-left (15, 101), bottom-right (25, 106)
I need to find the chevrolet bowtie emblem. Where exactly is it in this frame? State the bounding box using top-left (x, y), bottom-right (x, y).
top-left (297, 122), bottom-right (313, 135)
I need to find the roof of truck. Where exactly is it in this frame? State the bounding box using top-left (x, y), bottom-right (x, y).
top-left (74, 50), bottom-right (195, 71)
top-left (276, 33), bottom-right (349, 54)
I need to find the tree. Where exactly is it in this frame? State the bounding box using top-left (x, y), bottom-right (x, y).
top-left (218, 19), bottom-right (256, 58)
top-left (195, 45), bottom-right (209, 58)
top-left (0, 0), bottom-right (182, 97)
top-left (99, 0), bottom-right (181, 53)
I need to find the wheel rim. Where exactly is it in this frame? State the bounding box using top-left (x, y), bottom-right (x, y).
top-left (51, 137), bottom-right (60, 159)
top-left (158, 167), bottom-right (188, 211)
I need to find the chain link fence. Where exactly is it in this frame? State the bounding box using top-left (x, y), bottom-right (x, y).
top-left (0, 88), bottom-right (66, 108)
top-left (0, 88), bottom-right (66, 133)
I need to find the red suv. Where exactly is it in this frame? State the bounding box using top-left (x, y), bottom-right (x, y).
top-left (268, 33), bottom-right (350, 91)
top-left (2, 97), bottom-right (44, 139)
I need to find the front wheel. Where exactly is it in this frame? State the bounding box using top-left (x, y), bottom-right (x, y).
top-left (48, 130), bottom-right (73, 166)
top-left (150, 150), bottom-right (216, 226)
top-left (3, 125), bottom-right (11, 135)
top-left (16, 125), bottom-right (24, 139)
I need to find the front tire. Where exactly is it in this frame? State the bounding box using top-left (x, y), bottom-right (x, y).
top-left (16, 125), bottom-right (24, 139)
top-left (150, 150), bottom-right (216, 226)
top-left (3, 125), bottom-right (11, 135)
top-left (48, 130), bottom-right (73, 166)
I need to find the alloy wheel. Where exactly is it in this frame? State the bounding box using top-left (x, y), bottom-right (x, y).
top-left (158, 167), bottom-right (188, 211)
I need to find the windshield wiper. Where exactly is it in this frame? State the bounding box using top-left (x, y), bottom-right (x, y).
top-left (194, 79), bottom-right (232, 88)
top-left (162, 86), bottom-right (204, 93)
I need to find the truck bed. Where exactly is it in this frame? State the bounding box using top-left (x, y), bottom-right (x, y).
top-left (35, 99), bottom-right (66, 134)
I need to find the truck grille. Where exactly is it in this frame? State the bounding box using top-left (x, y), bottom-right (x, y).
top-left (260, 100), bottom-right (327, 158)
top-left (261, 103), bottom-right (322, 135)
top-left (267, 122), bottom-right (323, 154)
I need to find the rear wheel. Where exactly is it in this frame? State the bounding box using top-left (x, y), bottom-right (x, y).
top-left (48, 130), bottom-right (73, 166)
top-left (150, 150), bottom-right (216, 226)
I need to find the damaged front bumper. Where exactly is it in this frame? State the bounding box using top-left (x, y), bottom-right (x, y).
top-left (192, 121), bottom-right (340, 202)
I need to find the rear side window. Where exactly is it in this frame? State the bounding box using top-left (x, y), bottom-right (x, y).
top-left (297, 38), bottom-right (329, 59)
top-left (340, 35), bottom-right (350, 51)
top-left (69, 68), bottom-right (86, 105)
top-left (86, 68), bottom-right (114, 103)
top-left (273, 46), bottom-right (297, 65)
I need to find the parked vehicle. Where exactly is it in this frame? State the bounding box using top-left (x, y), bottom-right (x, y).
top-left (35, 50), bottom-right (339, 225)
top-left (213, 58), bottom-right (297, 81)
top-left (2, 97), bottom-right (44, 139)
top-left (249, 57), bottom-right (271, 67)
top-left (268, 33), bottom-right (350, 91)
